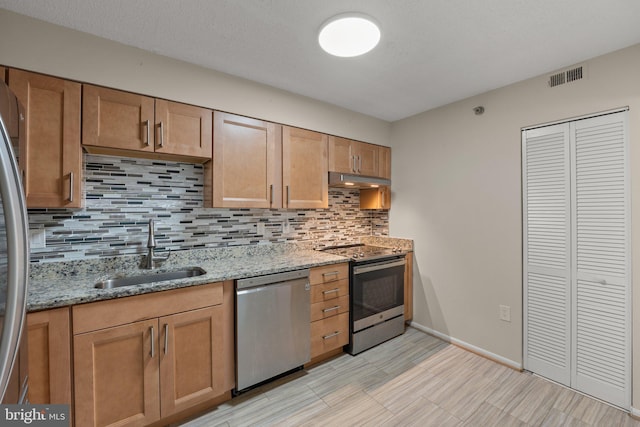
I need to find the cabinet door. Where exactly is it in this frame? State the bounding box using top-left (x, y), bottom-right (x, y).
top-left (359, 187), bottom-right (390, 210)
top-left (0, 66), bottom-right (5, 82)
top-left (9, 69), bottom-right (82, 207)
top-left (83, 85), bottom-right (155, 153)
top-left (328, 136), bottom-right (355, 173)
top-left (404, 252), bottom-right (413, 322)
top-left (212, 112), bottom-right (281, 208)
top-left (355, 142), bottom-right (379, 176)
top-left (27, 308), bottom-right (72, 405)
top-left (282, 126), bottom-right (328, 209)
top-left (155, 99), bottom-right (212, 159)
top-left (159, 306), bottom-right (224, 417)
top-left (378, 146), bottom-right (391, 179)
top-left (74, 319), bottom-right (160, 427)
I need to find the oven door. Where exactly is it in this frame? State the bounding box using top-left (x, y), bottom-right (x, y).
top-left (351, 257), bottom-right (405, 332)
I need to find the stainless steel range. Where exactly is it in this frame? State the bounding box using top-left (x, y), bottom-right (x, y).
top-left (320, 244), bottom-right (406, 355)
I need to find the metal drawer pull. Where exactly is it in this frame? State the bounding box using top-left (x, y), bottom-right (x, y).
top-left (159, 121), bottom-right (164, 147)
top-left (150, 326), bottom-right (155, 357)
top-left (323, 331), bottom-right (341, 340)
top-left (322, 271), bottom-right (339, 278)
top-left (323, 288), bottom-right (339, 295)
top-left (69, 172), bottom-right (74, 202)
top-left (322, 305), bottom-right (340, 313)
top-left (144, 119), bottom-right (150, 146)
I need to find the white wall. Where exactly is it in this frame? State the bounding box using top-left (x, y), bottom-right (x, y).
top-left (0, 9), bottom-right (390, 146)
top-left (390, 43), bottom-right (640, 408)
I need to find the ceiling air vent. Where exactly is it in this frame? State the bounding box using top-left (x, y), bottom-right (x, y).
top-left (548, 66), bottom-right (584, 87)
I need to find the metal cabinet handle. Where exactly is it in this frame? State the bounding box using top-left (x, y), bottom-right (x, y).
top-left (286, 185), bottom-right (290, 207)
top-left (164, 323), bottom-right (169, 355)
top-left (144, 119), bottom-right (150, 146)
top-left (322, 271), bottom-right (339, 280)
top-left (158, 121), bottom-right (164, 147)
top-left (358, 155), bottom-right (362, 173)
top-left (322, 305), bottom-right (340, 313)
top-left (69, 172), bottom-right (74, 202)
top-left (270, 184), bottom-right (273, 205)
top-left (323, 288), bottom-right (339, 295)
top-left (150, 326), bottom-right (155, 357)
top-left (352, 155), bottom-right (357, 173)
top-left (323, 331), bottom-right (341, 340)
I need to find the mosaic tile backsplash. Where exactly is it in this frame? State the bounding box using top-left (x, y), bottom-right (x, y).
top-left (27, 154), bottom-right (389, 262)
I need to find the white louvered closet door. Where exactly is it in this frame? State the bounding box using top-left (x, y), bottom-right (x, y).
top-left (522, 123), bottom-right (572, 386)
top-left (571, 112), bottom-right (630, 409)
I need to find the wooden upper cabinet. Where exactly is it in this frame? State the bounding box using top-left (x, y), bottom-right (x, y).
top-left (1, 66), bottom-right (5, 82)
top-left (378, 146), bottom-right (391, 179)
top-left (282, 126), bottom-right (328, 209)
top-left (328, 136), bottom-right (379, 176)
top-left (211, 112), bottom-right (282, 208)
top-left (360, 186), bottom-right (390, 210)
top-left (9, 69), bottom-right (82, 208)
top-left (154, 99), bottom-right (212, 158)
top-left (83, 85), bottom-right (212, 161)
top-left (83, 84), bottom-right (155, 153)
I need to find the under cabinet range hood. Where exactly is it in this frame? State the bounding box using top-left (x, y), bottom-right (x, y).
top-left (328, 172), bottom-right (391, 188)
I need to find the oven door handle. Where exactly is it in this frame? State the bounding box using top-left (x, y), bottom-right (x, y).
top-left (353, 258), bottom-right (406, 275)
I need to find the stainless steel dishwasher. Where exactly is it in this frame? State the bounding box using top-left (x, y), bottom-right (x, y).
top-left (235, 269), bottom-right (310, 392)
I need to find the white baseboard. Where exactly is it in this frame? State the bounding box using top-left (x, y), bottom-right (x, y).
top-left (410, 321), bottom-right (523, 371)
top-left (631, 406), bottom-right (640, 418)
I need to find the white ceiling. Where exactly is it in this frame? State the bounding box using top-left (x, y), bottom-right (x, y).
top-left (2, 0), bottom-right (640, 121)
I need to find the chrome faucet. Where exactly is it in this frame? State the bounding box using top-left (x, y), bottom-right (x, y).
top-left (144, 219), bottom-right (170, 269)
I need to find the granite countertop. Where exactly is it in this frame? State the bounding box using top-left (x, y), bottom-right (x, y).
top-left (28, 244), bottom-right (347, 312)
top-left (28, 236), bottom-right (413, 312)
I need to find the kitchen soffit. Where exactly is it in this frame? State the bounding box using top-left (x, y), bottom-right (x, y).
top-left (1, 0), bottom-right (640, 122)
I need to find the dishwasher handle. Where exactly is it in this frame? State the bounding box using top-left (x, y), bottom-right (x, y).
top-left (236, 277), bottom-right (310, 295)
top-left (236, 268), bottom-right (310, 290)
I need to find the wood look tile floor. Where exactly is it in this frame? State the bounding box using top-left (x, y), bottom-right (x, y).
top-left (181, 328), bottom-right (639, 427)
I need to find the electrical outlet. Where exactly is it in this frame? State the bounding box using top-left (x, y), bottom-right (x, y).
top-left (282, 220), bottom-right (291, 233)
top-left (256, 222), bottom-right (266, 235)
top-left (29, 227), bottom-right (46, 249)
top-left (499, 305), bottom-right (511, 322)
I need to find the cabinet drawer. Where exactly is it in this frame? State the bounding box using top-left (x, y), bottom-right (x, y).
top-left (311, 279), bottom-right (348, 304)
top-left (73, 282), bottom-right (224, 335)
top-left (311, 295), bottom-right (349, 322)
top-left (309, 263), bottom-right (349, 285)
top-left (311, 312), bottom-right (349, 358)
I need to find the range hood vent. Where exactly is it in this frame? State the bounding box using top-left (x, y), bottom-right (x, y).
top-left (328, 172), bottom-right (391, 189)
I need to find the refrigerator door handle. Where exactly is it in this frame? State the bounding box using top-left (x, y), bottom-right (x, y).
top-left (0, 84), bottom-right (30, 402)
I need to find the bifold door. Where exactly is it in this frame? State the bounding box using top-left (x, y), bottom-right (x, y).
top-left (523, 111), bottom-right (630, 409)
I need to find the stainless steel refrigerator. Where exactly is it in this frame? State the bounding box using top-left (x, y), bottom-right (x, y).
top-left (0, 79), bottom-right (29, 404)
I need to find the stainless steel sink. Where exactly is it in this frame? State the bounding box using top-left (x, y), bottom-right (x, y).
top-left (95, 267), bottom-right (207, 289)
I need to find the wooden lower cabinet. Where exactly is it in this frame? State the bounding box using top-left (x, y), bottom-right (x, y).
top-left (404, 252), bottom-right (413, 323)
top-left (310, 312), bottom-right (349, 358)
top-left (160, 306), bottom-right (224, 417)
top-left (73, 282), bottom-right (232, 427)
top-left (27, 307), bottom-right (72, 405)
top-left (309, 263), bottom-right (350, 363)
top-left (74, 319), bottom-right (159, 427)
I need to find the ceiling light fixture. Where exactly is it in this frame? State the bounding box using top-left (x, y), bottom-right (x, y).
top-left (318, 13), bottom-right (381, 57)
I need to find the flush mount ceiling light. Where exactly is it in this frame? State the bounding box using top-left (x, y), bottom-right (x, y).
top-left (318, 13), bottom-right (381, 57)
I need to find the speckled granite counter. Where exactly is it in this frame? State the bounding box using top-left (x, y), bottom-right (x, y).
top-left (28, 244), bottom-right (348, 312)
top-left (360, 236), bottom-right (413, 251)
